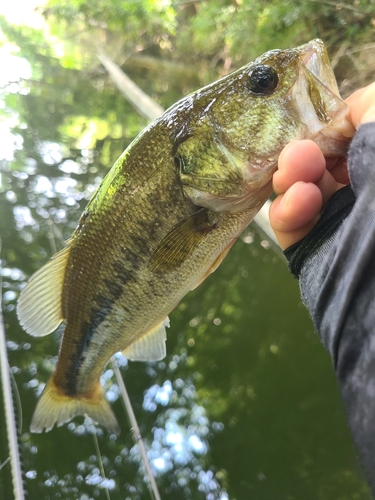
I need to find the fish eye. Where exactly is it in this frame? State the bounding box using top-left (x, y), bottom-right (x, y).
top-left (247, 65), bottom-right (279, 95)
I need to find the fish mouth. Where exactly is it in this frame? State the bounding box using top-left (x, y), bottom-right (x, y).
top-left (295, 39), bottom-right (355, 153)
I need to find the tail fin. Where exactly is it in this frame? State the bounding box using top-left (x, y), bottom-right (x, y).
top-left (30, 377), bottom-right (120, 434)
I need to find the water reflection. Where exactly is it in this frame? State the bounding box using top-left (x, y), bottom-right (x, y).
top-left (12, 334), bottom-right (230, 498)
top-left (0, 45), bottom-right (372, 500)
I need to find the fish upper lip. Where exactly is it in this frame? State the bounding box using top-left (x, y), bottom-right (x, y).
top-left (298, 39), bottom-right (340, 96)
top-left (298, 40), bottom-right (355, 142)
top-left (302, 52), bottom-right (325, 83)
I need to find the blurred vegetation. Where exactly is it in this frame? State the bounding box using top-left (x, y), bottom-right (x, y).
top-left (1, 1), bottom-right (375, 499)
top-left (2, 0), bottom-right (375, 166)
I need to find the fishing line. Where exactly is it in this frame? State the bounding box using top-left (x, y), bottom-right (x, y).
top-left (9, 366), bottom-right (23, 434)
top-left (46, 218), bottom-right (58, 255)
top-left (0, 237), bottom-right (28, 499)
top-left (112, 357), bottom-right (161, 500)
top-left (0, 354), bottom-right (24, 480)
top-left (0, 456), bottom-right (11, 470)
top-left (89, 420), bottom-right (111, 500)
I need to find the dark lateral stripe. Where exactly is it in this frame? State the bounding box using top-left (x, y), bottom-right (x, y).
top-left (64, 260), bottom-right (136, 395)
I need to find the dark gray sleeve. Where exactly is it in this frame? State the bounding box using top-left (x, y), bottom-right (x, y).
top-left (284, 122), bottom-right (375, 494)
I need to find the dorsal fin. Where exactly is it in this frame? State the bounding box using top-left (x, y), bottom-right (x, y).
top-left (17, 243), bottom-right (71, 337)
top-left (123, 317), bottom-right (170, 361)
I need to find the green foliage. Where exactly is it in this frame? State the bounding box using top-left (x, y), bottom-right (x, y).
top-left (38, 0), bottom-right (375, 96)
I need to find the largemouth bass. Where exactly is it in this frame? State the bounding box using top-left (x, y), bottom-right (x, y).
top-left (17, 39), bottom-right (354, 433)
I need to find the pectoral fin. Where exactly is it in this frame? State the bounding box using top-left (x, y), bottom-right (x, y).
top-left (123, 317), bottom-right (170, 361)
top-left (17, 242), bottom-right (71, 336)
top-left (150, 209), bottom-right (215, 272)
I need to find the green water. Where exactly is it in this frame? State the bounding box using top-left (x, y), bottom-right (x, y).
top-left (0, 178), bottom-right (371, 499)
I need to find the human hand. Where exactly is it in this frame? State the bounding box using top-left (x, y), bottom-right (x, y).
top-left (270, 83), bottom-right (375, 250)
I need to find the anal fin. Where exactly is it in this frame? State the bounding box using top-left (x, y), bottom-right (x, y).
top-left (123, 317), bottom-right (170, 362)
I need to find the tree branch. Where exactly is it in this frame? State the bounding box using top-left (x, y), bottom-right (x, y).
top-left (306, 0), bottom-right (366, 15)
top-left (97, 52), bottom-right (164, 121)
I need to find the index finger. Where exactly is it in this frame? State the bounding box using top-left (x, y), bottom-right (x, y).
top-left (273, 140), bottom-right (326, 194)
top-left (345, 82), bottom-right (375, 128)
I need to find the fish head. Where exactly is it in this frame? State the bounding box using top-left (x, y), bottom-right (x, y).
top-left (171, 39), bottom-right (354, 213)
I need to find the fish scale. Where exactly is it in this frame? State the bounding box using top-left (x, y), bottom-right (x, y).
top-left (17, 39), bottom-right (354, 433)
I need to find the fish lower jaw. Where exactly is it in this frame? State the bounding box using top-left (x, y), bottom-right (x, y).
top-left (306, 107), bottom-right (354, 157)
top-left (313, 116), bottom-right (354, 157)
top-left (242, 159), bottom-right (277, 193)
top-left (243, 156), bottom-right (277, 176)
top-left (324, 107), bottom-right (355, 139)
top-left (312, 129), bottom-right (350, 157)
